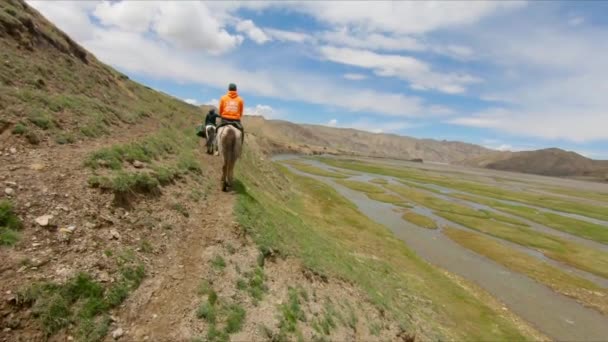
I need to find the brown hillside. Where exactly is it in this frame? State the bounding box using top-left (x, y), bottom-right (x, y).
top-left (243, 115), bottom-right (491, 163)
top-left (463, 148), bottom-right (608, 180)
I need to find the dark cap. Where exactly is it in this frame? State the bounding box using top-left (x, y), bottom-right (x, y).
top-left (228, 83), bottom-right (237, 91)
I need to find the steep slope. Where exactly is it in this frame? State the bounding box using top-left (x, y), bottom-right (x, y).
top-left (463, 148), bottom-right (608, 180)
top-left (0, 1), bottom-right (543, 341)
top-left (244, 116), bottom-right (491, 163)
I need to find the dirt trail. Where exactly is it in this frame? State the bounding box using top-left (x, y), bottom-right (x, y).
top-left (108, 157), bottom-right (235, 341)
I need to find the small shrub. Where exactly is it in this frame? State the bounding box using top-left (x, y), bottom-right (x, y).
top-left (11, 123), bottom-right (27, 135)
top-left (55, 133), bottom-right (76, 145)
top-left (110, 172), bottom-right (160, 194)
top-left (279, 287), bottom-right (305, 334)
top-left (224, 304), bottom-right (246, 333)
top-left (139, 240), bottom-right (153, 253)
top-left (171, 203), bottom-right (189, 217)
top-left (197, 301), bottom-right (216, 323)
top-left (211, 255), bottom-right (226, 270)
top-left (0, 200), bottom-right (22, 246)
top-left (28, 111), bottom-right (52, 130)
top-left (88, 176), bottom-right (111, 189)
top-left (25, 131), bottom-right (41, 145)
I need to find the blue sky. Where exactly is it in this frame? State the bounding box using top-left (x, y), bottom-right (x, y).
top-left (28, 1), bottom-right (608, 159)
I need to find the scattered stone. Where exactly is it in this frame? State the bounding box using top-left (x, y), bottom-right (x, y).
top-left (109, 229), bottom-right (120, 240)
top-left (84, 221), bottom-right (96, 229)
top-left (29, 163), bottom-right (45, 171)
top-left (35, 215), bottom-right (54, 227)
top-left (112, 327), bottom-right (124, 340)
top-left (67, 336), bottom-right (74, 341)
top-left (4, 181), bottom-right (17, 186)
top-left (4, 187), bottom-right (14, 196)
top-left (32, 258), bottom-right (49, 267)
top-left (9, 147), bottom-right (17, 154)
top-left (56, 205), bottom-right (69, 212)
top-left (99, 272), bottom-right (111, 283)
top-left (132, 160), bottom-right (144, 168)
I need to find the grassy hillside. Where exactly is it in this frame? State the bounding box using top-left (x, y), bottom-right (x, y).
top-left (0, 1), bottom-right (544, 340)
top-left (235, 142), bottom-right (540, 341)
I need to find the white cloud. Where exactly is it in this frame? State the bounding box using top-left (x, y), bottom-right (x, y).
top-left (343, 73), bottom-right (367, 81)
top-left (236, 20), bottom-right (271, 44)
top-left (568, 16), bottom-right (585, 27)
top-left (184, 98), bottom-right (198, 105)
top-left (91, 1), bottom-right (245, 54)
top-left (319, 46), bottom-right (481, 94)
top-left (324, 118), bottom-right (412, 134)
top-left (319, 28), bottom-right (424, 52)
top-left (448, 108), bottom-right (608, 143)
top-left (342, 119), bottom-right (412, 134)
top-left (290, 1), bottom-right (526, 35)
top-left (205, 99), bottom-right (219, 107)
top-left (27, 1), bottom-right (99, 40)
top-left (245, 104), bottom-right (278, 119)
top-left (265, 28), bottom-right (312, 43)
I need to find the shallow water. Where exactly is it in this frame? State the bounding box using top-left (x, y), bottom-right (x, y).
top-left (275, 155), bottom-right (608, 341)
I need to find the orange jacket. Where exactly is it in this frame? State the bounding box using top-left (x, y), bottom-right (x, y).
top-left (219, 91), bottom-right (244, 120)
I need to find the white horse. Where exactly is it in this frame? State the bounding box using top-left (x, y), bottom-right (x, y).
top-left (217, 125), bottom-right (243, 191)
top-left (205, 125), bottom-right (217, 155)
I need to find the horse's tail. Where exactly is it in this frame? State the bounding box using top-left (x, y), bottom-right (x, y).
top-left (222, 127), bottom-right (237, 166)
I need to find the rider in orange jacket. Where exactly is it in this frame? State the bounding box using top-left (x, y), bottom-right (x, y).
top-left (219, 83), bottom-right (244, 122)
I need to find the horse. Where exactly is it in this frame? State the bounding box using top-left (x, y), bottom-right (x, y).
top-left (217, 125), bottom-right (243, 192)
top-left (205, 125), bottom-right (217, 155)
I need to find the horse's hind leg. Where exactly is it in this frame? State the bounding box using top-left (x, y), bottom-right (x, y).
top-left (221, 162), bottom-right (228, 192)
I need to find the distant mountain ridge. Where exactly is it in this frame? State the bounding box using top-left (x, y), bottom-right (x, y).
top-left (242, 116), bottom-right (607, 182)
top-left (461, 148), bottom-right (608, 180)
top-left (243, 115), bottom-right (491, 164)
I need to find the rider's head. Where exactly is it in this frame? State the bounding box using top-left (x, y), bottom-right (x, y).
top-left (209, 108), bottom-right (216, 115)
top-left (228, 83), bottom-right (237, 91)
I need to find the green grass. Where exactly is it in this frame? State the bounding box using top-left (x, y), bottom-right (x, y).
top-left (402, 211), bottom-right (437, 229)
top-left (436, 211), bottom-right (608, 279)
top-left (366, 192), bottom-right (408, 206)
top-left (452, 193), bottom-right (608, 244)
top-left (282, 160), bottom-right (348, 179)
top-left (334, 179), bottom-right (384, 194)
top-left (11, 122), bottom-right (27, 135)
top-left (18, 260), bottom-right (144, 340)
top-left (443, 227), bottom-right (608, 315)
top-left (388, 183), bottom-right (529, 227)
top-left (238, 267), bottom-right (267, 302)
top-left (27, 110), bottom-right (53, 130)
top-left (319, 158), bottom-right (608, 221)
top-left (171, 202), bottom-right (189, 218)
top-left (236, 149), bottom-right (535, 341)
top-left (0, 200), bottom-right (22, 246)
top-left (279, 287), bottom-right (306, 336)
top-left (369, 178), bottom-right (388, 185)
top-left (55, 132), bottom-right (76, 145)
top-left (211, 255), bottom-right (226, 270)
top-left (85, 128), bottom-right (204, 200)
top-left (224, 304), bottom-right (246, 333)
top-left (195, 282), bottom-right (246, 341)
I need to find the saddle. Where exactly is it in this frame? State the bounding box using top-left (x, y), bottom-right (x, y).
top-left (217, 119), bottom-right (245, 144)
